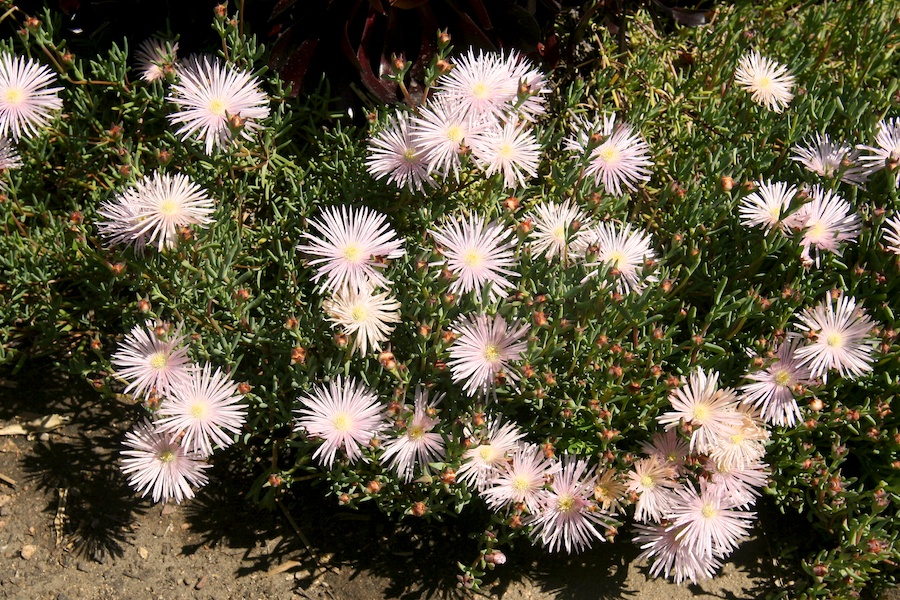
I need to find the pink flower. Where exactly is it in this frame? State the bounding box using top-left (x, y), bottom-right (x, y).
top-left (366, 112), bottom-right (434, 192)
top-left (858, 118), bottom-right (900, 185)
top-left (792, 292), bottom-right (875, 380)
top-left (666, 482), bottom-right (756, 559)
top-left (436, 49), bottom-right (518, 121)
top-left (456, 420), bottom-right (525, 491)
top-left (740, 337), bottom-right (813, 427)
top-left (790, 185), bottom-right (860, 266)
top-left (528, 456), bottom-right (610, 553)
top-left (380, 386), bottom-right (445, 482)
top-left (297, 205), bottom-right (405, 293)
top-left (121, 418), bottom-right (210, 504)
top-left (469, 119), bottom-right (541, 190)
top-left (155, 364), bottom-right (248, 457)
top-left (431, 214), bottom-right (519, 301)
top-left (447, 313), bottom-right (529, 398)
top-left (627, 455), bottom-right (679, 523)
top-left (704, 458), bottom-right (768, 509)
top-left (634, 523), bottom-right (722, 585)
top-left (639, 430), bottom-right (690, 473)
top-left (582, 222), bottom-right (658, 294)
top-left (295, 376), bottom-right (388, 468)
top-left (480, 444), bottom-right (558, 513)
top-left (0, 53), bottom-right (63, 140)
top-left (567, 113), bottom-right (652, 196)
top-left (111, 321), bottom-right (193, 400)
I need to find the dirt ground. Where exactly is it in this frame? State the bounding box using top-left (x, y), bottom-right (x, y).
top-left (0, 363), bottom-right (779, 600)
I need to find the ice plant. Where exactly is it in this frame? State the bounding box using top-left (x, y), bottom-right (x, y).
top-left (168, 56), bottom-right (270, 154)
top-left (734, 50), bottom-right (795, 113)
top-left (790, 133), bottom-right (868, 186)
top-left (582, 222), bottom-right (658, 294)
top-left (121, 418), bottom-right (210, 504)
top-left (528, 456), bottom-right (610, 553)
top-left (456, 420), bottom-right (525, 491)
top-left (295, 376), bottom-right (388, 468)
top-left (436, 49), bottom-right (518, 120)
top-left (111, 321), bottom-right (193, 400)
top-left (297, 204), bottom-right (405, 293)
top-left (430, 214), bottom-right (519, 301)
top-left (447, 313), bottom-right (530, 397)
top-left (667, 482), bottom-right (756, 559)
top-left (858, 117), bottom-right (900, 184)
top-left (792, 293), bottom-right (876, 380)
top-left (322, 284), bottom-right (402, 356)
top-left (134, 38), bottom-right (178, 82)
top-left (706, 407), bottom-right (769, 470)
top-left (593, 468), bottom-right (628, 514)
top-left (527, 200), bottom-right (591, 262)
top-left (0, 136), bottom-right (22, 189)
top-left (628, 455), bottom-right (679, 523)
top-left (410, 98), bottom-right (480, 181)
top-left (791, 185), bottom-right (860, 266)
top-left (98, 172), bottom-right (215, 252)
top-left (574, 113), bottom-right (653, 196)
top-left (155, 364), bottom-right (248, 457)
top-left (705, 458), bottom-right (768, 510)
top-left (0, 53), bottom-right (63, 140)
top-left (634, 523), bottom-right (722, 585)
top-left (884, 215), bottom-right (900, 254)
top-left (657, 368), bottom-right (744, 454)
top-left (469, 119), bottom-right (541, 189)
top-left (366, 112), bottom-right (434, 192)
top-left (379, 386), bottom-right (445, 482)
top-left (738, 180), bottom-right (798, 233)
top-left (740, 337), bottom-right (813, 427)
top-left (639, 430), bottom-right (690, 473)
top-left (480, 444), bottom-right (559, 513)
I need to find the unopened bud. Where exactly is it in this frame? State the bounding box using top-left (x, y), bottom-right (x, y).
top-left (720, 176), bottom-right (734, 191)
top-left (137, 299), bottom-right (152, 313)
top-left (237, 382), bottom-right (252, 395)
top-left (484, 551), bottom-right (506, 565)
top-left (411, 501), bottom-right (427, 517)
top-left (366, 480), bottom-right (381, 494)
top-left (378, 351), bottom-right (397, 370)
top-left (291, 346), bottom-right (307, 364)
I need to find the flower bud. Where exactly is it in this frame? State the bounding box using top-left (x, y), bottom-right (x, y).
top-left (484, 551), bottom-right (506, 565)
top-left (411, 501), bottom-right (427, 517)
top-left (137, 299), bottom-right (152, 314)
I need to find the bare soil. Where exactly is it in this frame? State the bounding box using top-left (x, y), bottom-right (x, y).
top-left (0, 362), bottom-right (778, 600)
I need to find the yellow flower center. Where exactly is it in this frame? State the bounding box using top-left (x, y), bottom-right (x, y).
top-left (825, 332), bottom-right (843, 347)
top-left (408, 424), bottom-right (425, 440)
top-left (496, 142), bottom-right (514, 159)
top-left (774, 368), bottom-right (792, 386)
top-left (332, 412), bottom-right (352, 432)
top-left (471, 82), bottom-right (489, 99)
top-left (477, 445), bottom-right (494, 461)
top-left (809, 221), bottom-right (826, 239)
top-left (158, 198), bottom-right (179, 215)
top-left (512, 475), bottom-right (531, 492)
top-left (557, 494), bottom-right (576, 513)
top-left (148, 352), bottom-right (168, 370)
top-left (343, 243), bottom-right (363, 263)
top-left (640, 474), bottom-right (654, 488)
top-left (208, 97), bottom-right (227, 116)
top-left (483, 344), bottom-right (500, 362)
top-left (756, 76), bottom-right (772, 90)
top-left (729, 432), bottom-right (745, 446)
top-left (3, 87), bottom-right (24, 105)
top-left (552, 225), bottom-right (566, 241)
top-left (403, 147), bottom-right (417, 162)
top-left (446, 125), bottom-right (464, 144)
top-left (701, 503), bottom-right (716, 518)
top-left (190, 401), bottom-right (208, 419)
top-left (351, 304), bottom-right (368, 323)
top-left (462, 248), bottom-right (484, 268)
top-left (768, 204), bottom-right (782, 221)
top-left (159, 450), bottom-right (176, 463)
top-left (608, 250), bottom-right (627, 270)
top-left (598, 144), bottom-right (620, 164)
top-left (691, 403), bottom-right (710, 423)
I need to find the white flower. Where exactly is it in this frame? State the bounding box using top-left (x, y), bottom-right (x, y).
top-left (469, 119), bottom-right (540, 190)
top-left (380, 386), bottom-right (445, 483)
top-left (448, 313), bottom-right (529, 398)
top-left (582, 222), bottom-right (658, 294)
top-left (790, 185), bottom-right (860, 266)
top-left (527, 200), bottom-right (591, 262)
top-left (858, 118), bottom-right (900, 185)
top-left (569, 113), bottom-right (652, 196)
top-left (322, 285), bottom-right (401, 356)
top-left (734, 50), bottom-right (795, 113)
top-left (740, 337), bottom-right (813, 427)
top-left (883, 215), bottom-right (900, 254)
top-left (135, 38), bottom-right (178, 82)
top-left (792, 293), bottom-right (876, 381)
top-left (367, 112), bottom-right (434, 192)
top-left (0, 53), bottom-right (63, 140)
top-left (410, 98), bottom-right (480, 181)
top-left (791, 133), bottom-right (868, 187)
top-left (738, 180), bottom-right (797, 233)
top-left (436, 49), bottom-right (518, 121)
top-left (0, 136), bottom-right (22, 189)
top-left (168, 56), bottom-right (270, 154)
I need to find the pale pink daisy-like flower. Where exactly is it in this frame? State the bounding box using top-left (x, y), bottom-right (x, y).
top-left (704, 458), bottom-right (768, 509)
top-left (431, 214), bottom-right (519, 301)
top-left (738, 180), bottom-right (798, 233)
top-left (121, 418), bottom-right (210, 504)
top-left (295, 376), bottom-right (388, 468)
top-left (858, 118), bottom-right (900, 185)
top-left (380, 386), bottom-right (445, 482)
top-left (593, 468), bottom-right (628, 515)
top-left (884, 215), bottom-right (900, 254)
top-left (168, 56), bottom-right (270, 154)
top-left (469, 119), bottom-right (540, 189)
top-left (502, 52), bottom-right (549, 121)
top-left (792, 293), bottom-right (876, 381)
top-left (706, 406), bottom-right (769, 471)
top-left (447, 313), bottom-right (530, 397)
top-left (667, 482), bottom-right (756, 559)
top-left (98, 172), bottom-right (215, 252)
top-left (456, 420), bottom-right (525, 491)
top-left (410, 97), bottom-right (481, 181)
top-left (436, 49), bottom-right (518, 120)
top-left (583, 222), bottom-right (658, 294)
top-left (0, 54), bottom-right (63, 140)
top-left (790, 133), bottom-right (868, 186)
top-left (481, 444), bottom-right (559, 513)
top-left (367, 112), bottom-right (434, 192)
top-left (0, 136), bottom-right (22, 189)
top-left (111, 321), bottom-right (193, 400)
top-left (134, 38), bottom-right (178, 82)
top-left (528, 456), bottom-right (610, 553)
top-left (322, 284), bottom-right (401, 356)
top-left (634, 523), bottom-right (722, 585)
top-left (740, 337), bottom-right (813, 427)
top-left (790, 185), bottom-right (860, 266)
top-left (527, 200), bottom-right (591, 262)
top-left (657, 368), bottom-right (744, 454)
top-left (574, 114), bottom-right (652, 196)
top-left (297, 205), bottom-right (405, 293)
top-left (154, 364), bottom-right (248, 457)
top-left (564, 114), bottom-right (613, 155)
top-left (639, 429), bottom-right (690, 473)
top-left (627, 455), bottom-right (679, 523)
top-left (734, 50), bottom-right (795, 113)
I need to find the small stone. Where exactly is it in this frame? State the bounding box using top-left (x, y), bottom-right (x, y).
top-left (160, 543), bottom-right (171, 556)
top-left (138, 547), bottom-right (149, 560)
top-left (20, 545), bottom-right (36, 560)
top-left (195, 576), bottom-right (207, 590)
top-left (0, 506), bottom-right (10, 517)
top-left (57, 594), bottom-right (71, 600)
top-left (77, 561), bottom-right (90, 572)
top-left (39, 432), bottom-right (50, 441)
top-left (161, 504), bottom-right (177, 516)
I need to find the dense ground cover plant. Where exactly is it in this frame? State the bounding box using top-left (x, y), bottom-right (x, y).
top-left (1, 1), bottom-right (899, 597)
